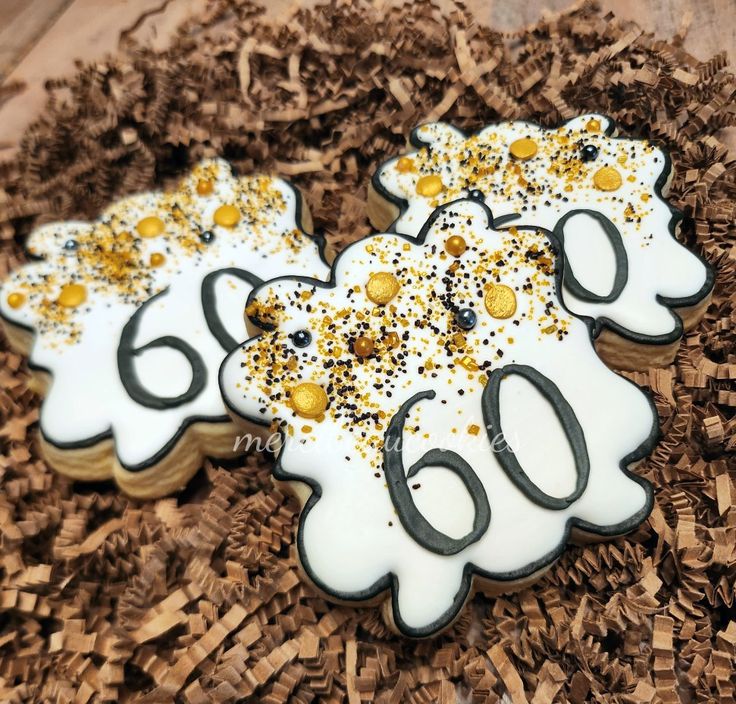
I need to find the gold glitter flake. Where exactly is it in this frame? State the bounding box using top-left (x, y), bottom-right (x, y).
top-left (484, 284), bottom-right (517, 319)
top-left (509, 138), bottom-right (538, 160)
top-left (593, 166), bottom-right (622, 191)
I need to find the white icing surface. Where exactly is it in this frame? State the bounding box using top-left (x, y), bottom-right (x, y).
top-left (221, 199), bottom-right (654, 634)
top-left (374, 114), bottom-right (709, 339)
top-left (0, 158), bottom-right (329, 469)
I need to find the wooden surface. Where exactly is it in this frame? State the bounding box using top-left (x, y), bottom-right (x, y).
top-left (0, 0), bottom-right (734, 155)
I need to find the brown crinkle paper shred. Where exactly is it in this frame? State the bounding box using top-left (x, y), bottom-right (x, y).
top-left (1, 0), bottom-right (735, 701)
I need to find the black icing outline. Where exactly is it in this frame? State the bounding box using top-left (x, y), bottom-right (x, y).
top-left (118, 287), bottom-right (208, 409)
top-left (0, 163), bottom-right (331, 473)
top-left (369, 113), bottom-right (715, 347)
top-left (221, 196), bottom-right (659, 638)
top-left (201, 267), bottom-right (265, 351)
top-left (483, 364), bottom-right (589, 509)
top-left (552, 209), bottom-right (628, 304)
top-left (384, 390), bottom-right (491, 555)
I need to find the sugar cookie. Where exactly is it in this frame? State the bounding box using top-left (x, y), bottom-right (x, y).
top-left (0, 158), bottom-right (331, 497)
top-left (221, 197), bottom-right (657, 637)
top-left (369, 115), bottom-right (713, 370)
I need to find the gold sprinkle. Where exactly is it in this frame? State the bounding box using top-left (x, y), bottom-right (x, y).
top-left (366, 272), bottom-right (400, 305)
top-left (468, 424), bottom-right (480, 436)
top-left (6, 292), bottom-right (25, 309)
top-left (586, 118), bottom-right (602, 132)
top-left (196, 179), bottom-right (214, 195)
top-left (136, 216), bottom-right (165, 238)
top-left (214, 204), bottom-right (241, 228)
top-left (484, 284), bottom-right (517, 319)
top-left (509, 137), bottom-right (538, 160)
top-left (445, 235), bottom-right (467, 257)
top-left (57, 283), bottom-right (87, 308)
top-left (397, 157), bottom-right (415, 173)
top-left (149, 252), bottom-right (166, 267)
top-left (385, 332), bottom-right (400, 349)
top-left (542, 324), bottom-right (557, 334)
top-left (459, 355), bottom-right (478, 371)
top-left (452, 332), bottom-right (466, 349)
top-left (301, 425), bottom-right (313, 433)
top-left (416, 174), bottom-right (443, 197)
top-left (593, 166), bottom-right (622, 191)
top-left (353, 336), bottom-right (375, 358)
top-left (290, 383), bottom-right (328, 419)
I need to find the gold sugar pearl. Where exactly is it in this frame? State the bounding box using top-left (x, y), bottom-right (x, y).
top-left (485, 284), bottom-right (516, 319)
top-left (445, 235), bottom-right (467, 257)
top-left (290, 382), bottom-right (328, 419)
top-left (586, 118), bottom-right (602, 133)
top-left (136, 216), bottom-right (165, 238)
top-left (416, 174), bottom-right (443, 197)
top-left (149, 252), bottom-right (166, 267)
top-left (214, 204), bottom-right (241, 228)
top-left (57, 283), bottom-right (87, 308)
top-left (6, 292), bottom-right (25, 309)
top-left (593, 166), bottom-right (622, 191)
top-left (366, 272), bottom-right (400, 305)
top-left (196, 179), bottom-right (214, 196)
top-left (353, 336), bottom-right (375, 358)
top-left (396, 157), bottom-right (415, 173)
top-left (509, 138), bottom-right (538, 160)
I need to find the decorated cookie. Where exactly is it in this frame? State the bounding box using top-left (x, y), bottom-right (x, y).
top-left (369, 114), bottom-right (713, 370)
top-left (0, 158), bottom-right (331, 497)
top-left (220, 197), bottom-right (657, 637)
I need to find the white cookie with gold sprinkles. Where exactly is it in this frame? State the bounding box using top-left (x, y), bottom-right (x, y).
top-left (0, 158), bottom-right (330, 497)
top-left (220, 197), bottom-right (657, 637)
top-left (369, 115), bottom-right (713, 370)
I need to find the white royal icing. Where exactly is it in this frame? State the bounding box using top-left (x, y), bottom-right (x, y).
top-left (220, 198), bottom-right (656, 636)
top-left (373, 114), bottom-right (710, 342)
top-left (0, 158), bottom-right (329, 471)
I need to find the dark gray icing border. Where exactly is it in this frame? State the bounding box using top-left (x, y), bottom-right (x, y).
top-left (0, 162), bottom-right (331, 473)
top-left (370, 113), bottom-right (715, 346)
top-left (384, 390), bottom-right (491, 555)
top-left (552, 209), bottom-right (628, 304)
top-left (201, 267), bottom-right (264, 351)
top-left (221, 196), bottom-right (659, 638)
top-left (483, 364), bottom-right (589, 510)
top-left (118, 287), bottom-right (208, 410)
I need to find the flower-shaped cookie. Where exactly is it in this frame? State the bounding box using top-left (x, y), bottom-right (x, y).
top-left (221, 197), bottom-right (656, 636)
top-left (370, 115), bottom-right (713, 368)
top-left (0, 158), bottom-right (330, 497)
